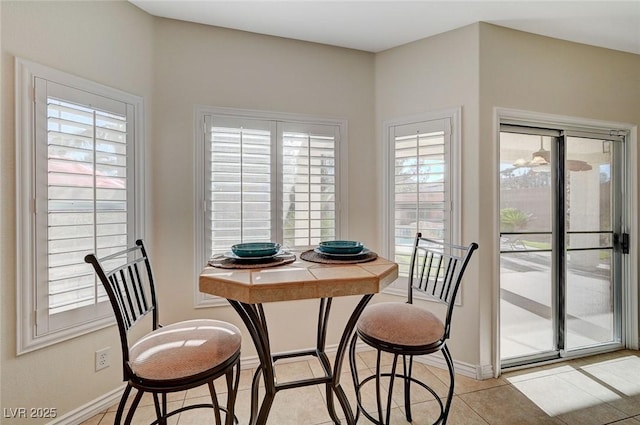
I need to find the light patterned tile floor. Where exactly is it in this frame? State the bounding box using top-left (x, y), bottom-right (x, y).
top-left (81, 350), bottom-right (640, 425)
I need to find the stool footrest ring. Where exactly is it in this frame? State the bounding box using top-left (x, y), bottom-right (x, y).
top-left (353, 371), bottom-right (448, 425)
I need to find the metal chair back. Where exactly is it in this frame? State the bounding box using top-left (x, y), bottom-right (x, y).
top-left (407, 233), bottom-right (478, 339)
top-left (84, 239), bottom-right (159, 378)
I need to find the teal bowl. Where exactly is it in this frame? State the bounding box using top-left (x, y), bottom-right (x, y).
top-left (231, 242), bottom-right (280, 257)
top-left (318, 240), bottom-right (364, 255)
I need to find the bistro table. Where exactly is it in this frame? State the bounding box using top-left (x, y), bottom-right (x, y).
top-left (199, 251), bottom-right (398, 425)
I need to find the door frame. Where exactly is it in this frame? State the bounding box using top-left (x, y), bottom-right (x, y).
top-left (493, 107), bottom-right (638, 376)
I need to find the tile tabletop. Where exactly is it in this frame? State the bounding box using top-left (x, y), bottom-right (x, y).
top-left (199, 255), bottom-right (399, 304)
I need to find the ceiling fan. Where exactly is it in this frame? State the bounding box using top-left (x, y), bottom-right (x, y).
top-left (512, 139), bottom-right (592, 172)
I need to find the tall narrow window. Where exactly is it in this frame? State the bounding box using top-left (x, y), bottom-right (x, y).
top-left (383, 109), bottom-right (460, 294)
top-left (45, 96), bottom-right (129, 315)
top-left (16, 59), bottom-right (144, 353)
top-left (195, 108), bottom-right (346, 306)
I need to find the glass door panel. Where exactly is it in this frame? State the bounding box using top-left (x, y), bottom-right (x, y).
top-left (500, 251), bottom-right (553, 358)
top-left (499, 132), bottom-right (555, 361)
top-left (566, 249), bottom-right (614, 349)
top-left (565, 136), bottom-right (616, 350)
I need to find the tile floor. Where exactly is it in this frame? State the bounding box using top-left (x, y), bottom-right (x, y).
top-left (81, 349), bottom-right (640, 425)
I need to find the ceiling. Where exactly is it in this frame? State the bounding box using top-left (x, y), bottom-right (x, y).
top-left (129, 1), bottom-right (640, 54)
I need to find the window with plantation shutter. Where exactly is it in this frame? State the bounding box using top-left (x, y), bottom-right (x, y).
top-left (382, 109), bottom-right (461, 296)
top-left (16, 59), bottom-right (145, 353)
top-left (205, 116), bottom-right (275, 252)
top-left (45, 95), bottom-right (129, 315)
top-left (281, 123), bottom-right (338, 247)
top-left (195, 107), bottom-right (346, 306)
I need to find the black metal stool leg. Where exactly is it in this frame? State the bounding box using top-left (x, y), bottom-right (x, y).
top-left (348, 332), bottom-right (362, 423)
top-left (403, 355), bottom-right (414, 422)
top-left (208, 381), bottom-right (222, 425)
top-left (442, 344), bottom-right (456, 425)
top-left (115, 384), bottom-right (133, 425)
top-left (161, 393), bottom-right (168, 425)
top-left (224, 362), bottom-right (240, 425)
top-left (124, 389), bottom-right (144, 425)
top-left (384, 354), bottom-right (399, 425)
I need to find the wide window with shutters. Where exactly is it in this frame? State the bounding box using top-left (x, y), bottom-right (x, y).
top-left (195, 107), bottom-right (346, 306)
top-left (16, 59), bottom-right (145, 353)
top-left (382, 109), bottom-right (461, 295)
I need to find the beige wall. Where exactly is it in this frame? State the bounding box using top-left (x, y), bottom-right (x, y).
top-left (0, 0), bottom-right (4, 412)
top-left (479, 23), bottom-right (640, 123)
top-left (2, 1), bottom-right (640, 422)
top-left (1, 1), bottom-right (154, 422)
top-left (149, 18), bottom-right (375, 354)
top-left (374, 24), bottom-right (483, 367)
top-left (375, 22), bottom-right (640, 374)
top-left (478, 23), bottom-right (640, 369)
top-left (0, 2), bottom-right (375, 421)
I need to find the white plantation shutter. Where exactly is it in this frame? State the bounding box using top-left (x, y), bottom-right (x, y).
top-left (394, 123), bottom-right (448, 231)
top-left (281, 123), bottom-right (338, 247)
top-left (198, 110), bottom-right (345, 294)
top-left (17, 59), bottom-right (143, 352)
top-left (35, 80), bottom-right (134, 333)
top-left (386, 114), bottom-right (457, 288)
top-left (205, 116), bottom-right (275, 256)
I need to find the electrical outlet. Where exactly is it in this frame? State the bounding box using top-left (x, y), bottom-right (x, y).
top-left (95, 347), bottom-right (110, 371)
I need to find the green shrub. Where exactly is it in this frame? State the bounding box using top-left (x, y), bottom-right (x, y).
top-left (500, 208), bottom-right (532, 232)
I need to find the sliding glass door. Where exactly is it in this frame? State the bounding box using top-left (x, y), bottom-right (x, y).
top-left (499, 124), bottom-right (626, 367)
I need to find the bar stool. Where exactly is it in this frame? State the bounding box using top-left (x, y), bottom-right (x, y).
top-left (349, 233), bottom-right (478, 424)
top-left (85, 239), bottom-right (241, 425)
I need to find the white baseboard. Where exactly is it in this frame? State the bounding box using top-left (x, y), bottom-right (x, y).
top-left (242, 341), bottom-right (495, 380)
top-left (55, 342), bottom-right (493, 424)
top-left (46, 385), bottom-right (125, 425)
top-left (411, 352), bottom-right (495, 380)
top-left (352, 341), bottom-right (495, 380)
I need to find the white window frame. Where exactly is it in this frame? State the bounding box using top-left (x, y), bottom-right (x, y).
top-left (194, 106), bottom-right (348, 307)
top-left (15, 58), bottom-right (146, 354)
top-left (381, 107), bottom-right (461, 298)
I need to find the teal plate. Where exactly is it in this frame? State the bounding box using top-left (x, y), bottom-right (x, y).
top-left (318, 240), bottom-right (364, 255)
top-left (231, 242), bottom-right (281, 258)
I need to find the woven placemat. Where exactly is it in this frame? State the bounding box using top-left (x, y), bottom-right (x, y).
top-left (208, 252), bottom-right (297, 269)
top-left (300, 249), bottom-right (377, 264)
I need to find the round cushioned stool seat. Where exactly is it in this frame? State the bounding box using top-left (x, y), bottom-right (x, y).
top-left (357, 302), bottom-right (445, 348)
top-left (129, 319), bottom-right (241, 381)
